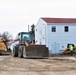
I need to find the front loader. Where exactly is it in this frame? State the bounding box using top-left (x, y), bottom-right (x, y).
top-left (62, 44), bottom-right (76, 55)
top-left (12, 32), bottom-right (49, 58)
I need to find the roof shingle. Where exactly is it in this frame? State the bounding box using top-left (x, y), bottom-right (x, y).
top-left (41, 18), bottom-right (76, 23)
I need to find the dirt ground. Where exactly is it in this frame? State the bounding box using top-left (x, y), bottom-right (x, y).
top-left (0, 55), bottom-right (76, 75)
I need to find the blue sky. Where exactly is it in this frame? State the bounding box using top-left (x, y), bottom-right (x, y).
top-left (0, 0), bottom-right (76, 38)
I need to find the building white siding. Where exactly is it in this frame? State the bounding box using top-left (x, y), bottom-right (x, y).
top-left (35, 18), bottom-right (76, 54)
top-left (35, 19), bottom-right (47, 45)
top-left (46, 24), bottom-right (76, 54)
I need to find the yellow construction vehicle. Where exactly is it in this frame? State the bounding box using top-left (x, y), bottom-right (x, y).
top-left (63, 44), bottom-right (76, 55)
top-left (0, 37), bottom-right (7, 54)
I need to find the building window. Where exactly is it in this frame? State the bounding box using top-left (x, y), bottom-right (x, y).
top-left (52, 26), bottom-right (56, 32)
top-left (64, 26), bottom-right (69, 32)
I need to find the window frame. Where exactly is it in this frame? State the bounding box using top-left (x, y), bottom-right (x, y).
top-left (64, 26), bottom-right (69, 32)
top-left (51, 26), bottom-right (56, 32)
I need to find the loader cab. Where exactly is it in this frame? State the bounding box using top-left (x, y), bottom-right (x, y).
top-left (18, 32), bottom-right (35, 44)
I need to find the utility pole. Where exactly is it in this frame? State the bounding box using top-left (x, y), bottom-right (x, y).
top-left (28, 25), bottom-right (29, 32)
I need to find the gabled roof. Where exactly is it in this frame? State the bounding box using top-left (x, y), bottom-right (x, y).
top-left (41, 18), bottom-right (76, 23)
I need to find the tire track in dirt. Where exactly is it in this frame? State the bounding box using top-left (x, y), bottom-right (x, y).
top-left (0, 55), bottom-right (76, 73)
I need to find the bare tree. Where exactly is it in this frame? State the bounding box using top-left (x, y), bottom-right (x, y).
top-left (2, 31), bottom-right (13, 49)
top-left (30, 24), bottom-right (35, 34)
top-left (2, 31), bottom-right (13, 42)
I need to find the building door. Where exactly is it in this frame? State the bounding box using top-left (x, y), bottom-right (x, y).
top-left (51, 43), bottom-right (60, 54)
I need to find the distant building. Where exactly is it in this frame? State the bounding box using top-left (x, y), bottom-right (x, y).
top-left (35, 18), bottom-right (76, 54)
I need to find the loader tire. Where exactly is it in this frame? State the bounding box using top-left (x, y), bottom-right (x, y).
top-left (13, 46), bottom-right (18, 57)
top-left (18, 46), bottom-right (23, 58)
top-left (23, 45), bottom-right (26, 58)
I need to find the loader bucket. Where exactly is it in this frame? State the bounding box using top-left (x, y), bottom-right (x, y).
top-left (25, 45), bottom-right (49, 58)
